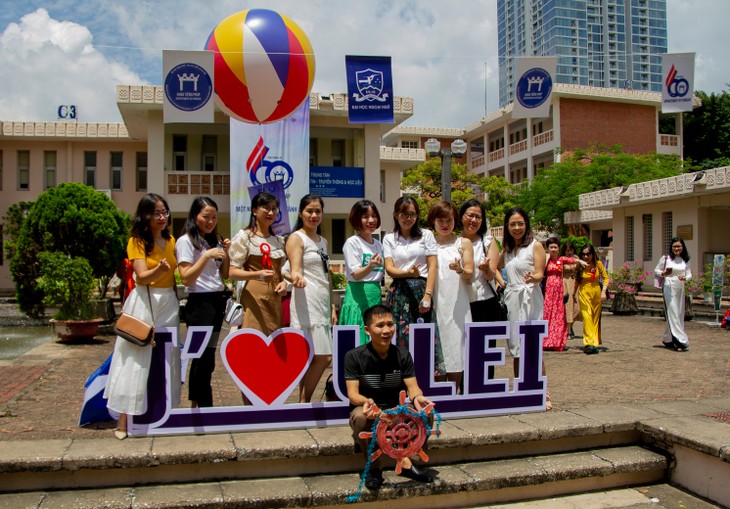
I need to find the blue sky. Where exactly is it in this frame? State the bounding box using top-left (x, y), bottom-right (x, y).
top-left (1, 1), bottom-right (727, 128)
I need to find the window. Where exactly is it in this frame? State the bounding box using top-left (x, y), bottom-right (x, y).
top-left (331, 218), bottom-right (345, 255)
top-left (309, 138), bottom-right (318, 166)
top-left (136, 152), bottom-right (148, 192)
top-left (17, 150), bottom-right (30, 190)
top-left (625, 216), bottom-right (634, 261)
top-left (84, 151), bottom-right (96, 188)
top-left (44, 151), bottom-right (57, 189)
top-left (202, 135), bottom-right (217, 172)
top-left (110, 152), bottom-right (123, 191)
top-left (173, 135), bottom-right (187, 171)
top-left (662, 211), bottom-right (672, 254)
top-left (401, 141), bottom-right (418, 149)
top-left (331, 139), bottom-right (344, 167)
top-left (642, 214), bottom-right (653, 261)
top-left (0, 150), bottom-right (3, 191)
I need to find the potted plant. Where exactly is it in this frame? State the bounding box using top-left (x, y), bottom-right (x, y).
top-left (35, 251), bottom-right (103, 341)
top-left (608, 260), bottom-right (650, 315)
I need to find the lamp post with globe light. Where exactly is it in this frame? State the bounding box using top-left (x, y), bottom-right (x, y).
top-left (424, 138), bottom-right (467, 203)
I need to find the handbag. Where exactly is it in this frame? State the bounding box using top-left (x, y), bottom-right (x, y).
top-left (224, 297), bottom-right (243, 327)
top-left (114, 286), bottom-right (155, 347)
top-left (654, 255), bottom-right (667, 289)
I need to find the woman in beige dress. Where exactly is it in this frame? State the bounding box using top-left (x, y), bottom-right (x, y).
top-left (561, 241), bottom-right (582, 339)
top-left (229, 191), bottom-right (288, 335)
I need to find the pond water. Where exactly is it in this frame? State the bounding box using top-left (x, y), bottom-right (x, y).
top-left (0, 326), bottom-right (54, 360)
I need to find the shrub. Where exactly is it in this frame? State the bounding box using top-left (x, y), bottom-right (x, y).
top-left (10, 183), bottom-right (129, 317)
top-left (35, 252), bottom-right (95, 320)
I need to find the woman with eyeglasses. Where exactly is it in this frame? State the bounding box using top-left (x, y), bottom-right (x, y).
top-left (459, 199), bottom-right (504, 322)
top-left (286, 194), bottom-right (337, 402)
top-left (176, 197), bottom-right (230, 408)
top-left (229, 192), bottom-right (288, 336)
top-left (654, 237), bottom-right (691, 351)
top-left (339, 200), bottom-right (385, 345)
top-left (498, 207), bottom-right (551, 408)
top-left (383, 197), bottom-right (445, 377)
top-left (105, 193), bottom-right (179, 439)
top-left (577, 244), bottom-right (609, 354)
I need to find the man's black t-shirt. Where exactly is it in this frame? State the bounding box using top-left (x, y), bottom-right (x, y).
top-left (344, 342), bottom-right (415, 410)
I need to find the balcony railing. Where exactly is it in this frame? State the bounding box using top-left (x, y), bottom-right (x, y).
top-left (167, 172), bottom-right (230, 196)
top-left (488, 148), bottom-right (505, 163)
top-left (509, 139), bottom-right (527, 156)
top-left (471, 154), bottom-right (485, 171)
top-left (533, 129), bottom-right (554, 147)
top-left (659, 134), bottom-right (679, 147)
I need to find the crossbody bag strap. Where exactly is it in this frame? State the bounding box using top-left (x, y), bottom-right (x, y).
top-left (146, 285), bottom-right (154, 323)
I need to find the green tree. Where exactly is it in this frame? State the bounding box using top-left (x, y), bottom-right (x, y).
top-left (1, 201), bottom-right (34, 263)
top-left (400, 158), bottom-right (484, 220)
top-left (515, 146), bottom-right (684, 233)
top-left (11, 183), bottom-right (129, 317)
top-left (479, 175), bottom-right (518, 229)
top-left (683, 89), bottom-right (730, 166)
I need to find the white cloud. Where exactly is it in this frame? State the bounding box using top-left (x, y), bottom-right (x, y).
top-left (0, 8), bottom-right (147, 122)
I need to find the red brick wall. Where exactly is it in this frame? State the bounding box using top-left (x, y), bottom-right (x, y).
top-left (559, 98), bottom-right (657, 154)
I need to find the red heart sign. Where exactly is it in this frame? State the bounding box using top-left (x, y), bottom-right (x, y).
top-left (220, 328), bottom-right (313, 406)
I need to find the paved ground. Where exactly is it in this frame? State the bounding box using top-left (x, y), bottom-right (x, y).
top-left (0, 306), bottom-right (728, 441)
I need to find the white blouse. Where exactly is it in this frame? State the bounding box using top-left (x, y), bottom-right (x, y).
top-left (383, 230), bottom-right (438, 278)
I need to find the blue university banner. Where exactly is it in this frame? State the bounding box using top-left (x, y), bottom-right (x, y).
top-left (229, 101), bottom-right (310, 236)
top-left (346, 55), bottom-right (394, 124)
top-left (512, 57), bottom-right (556, 119)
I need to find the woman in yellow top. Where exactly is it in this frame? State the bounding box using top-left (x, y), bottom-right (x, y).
top-left (577, 244), bottom-right (609, 354)
top-left (105, 193), bottom-right (179, 439)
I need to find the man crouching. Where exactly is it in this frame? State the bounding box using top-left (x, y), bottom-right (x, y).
top-left (344, 304), bottom-right (435, 489)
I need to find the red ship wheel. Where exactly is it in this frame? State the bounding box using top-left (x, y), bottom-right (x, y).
top-left (358, 390), bottom-right (439, 474)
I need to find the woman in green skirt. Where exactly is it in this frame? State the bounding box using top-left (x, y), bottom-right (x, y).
top-left (339, 200), bottom-right (384, 344)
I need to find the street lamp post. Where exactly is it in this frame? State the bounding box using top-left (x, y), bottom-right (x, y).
top-left (425, 138), bottom-right (467, 203)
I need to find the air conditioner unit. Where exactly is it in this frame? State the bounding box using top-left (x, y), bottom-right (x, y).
top-left (97, 189), bottom-right (112, 198)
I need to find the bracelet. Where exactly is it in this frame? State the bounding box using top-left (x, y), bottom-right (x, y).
top-left (411, 393), bottom-right (423, 401)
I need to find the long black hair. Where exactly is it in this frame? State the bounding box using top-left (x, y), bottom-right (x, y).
top-left (247, 192), bottom-right (280, 237)
top-left (669, 236), bottom-right (690, 262)
top-left (293, 194), bottom-right (324, 234)
top-left (458, 198), bottom-right (487, 235)
top-left (180, 196), bottom-right (219, 251)
top-left (391, 196), bottom-right (422, 240)
top-left (131, 193), bottom-right (171, 256)
top-left (502, 207), bottom-right (533, 253)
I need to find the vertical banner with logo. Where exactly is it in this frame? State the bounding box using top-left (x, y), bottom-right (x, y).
top-left (345, 55), bottom-right (394, 124)
top-left (163, 50), bottom-right (214, 123)
top-left (229, 101), bottom-right (310, 237)
top-left (661, 53), bottom-right (695, 113)
top-left (512, 57), bottom-right (556, 119)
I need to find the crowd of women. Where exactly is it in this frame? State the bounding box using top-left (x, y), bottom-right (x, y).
top-left (105, 192), bottom-right (692, 439)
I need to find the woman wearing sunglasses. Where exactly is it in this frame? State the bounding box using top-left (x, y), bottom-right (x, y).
top-left (577, 244), bottom-right (609, 354)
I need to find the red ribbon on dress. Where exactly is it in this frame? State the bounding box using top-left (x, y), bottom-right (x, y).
top-left (260, 242), bottom-right (272, 269)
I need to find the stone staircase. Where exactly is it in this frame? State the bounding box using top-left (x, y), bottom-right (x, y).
top-left (2, 399), bottom-right (729, 508)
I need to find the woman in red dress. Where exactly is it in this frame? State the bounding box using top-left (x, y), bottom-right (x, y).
top-left (542, 237), bottom-right (578, 351)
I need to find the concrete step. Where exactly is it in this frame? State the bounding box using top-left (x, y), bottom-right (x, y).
top-left (0, 445), bottom-right (668, 509)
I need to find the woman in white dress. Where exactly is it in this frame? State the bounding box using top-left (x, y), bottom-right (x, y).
top-left (286, 194), bottom-right (337, 402)
top-left (498, 208), bottom-right (550, 409)
top-left (428, 201), bottom-right (473, 390)
top-left (655, 237), bottom-right (692, 351)
top-left (105, 194), bottom-right (179, 439)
